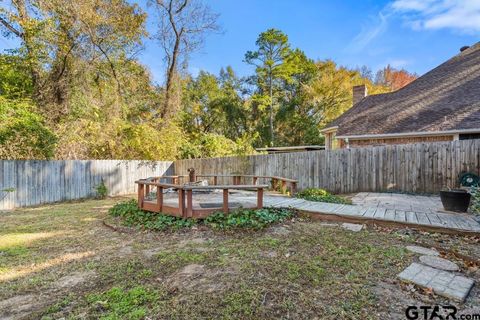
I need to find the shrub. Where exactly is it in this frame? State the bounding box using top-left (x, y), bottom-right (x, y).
top-left (295, 188), bottom-right (351, 204)
top-left (95, 180), bottom-right (108, 199)
top-left (0, 97), bottom-right (57, 159)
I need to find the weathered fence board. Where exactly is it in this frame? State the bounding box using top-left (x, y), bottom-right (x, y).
top-left (175, 140), bottom-right (480, 194)
top-left (0, 160), bottom-right (173, 210)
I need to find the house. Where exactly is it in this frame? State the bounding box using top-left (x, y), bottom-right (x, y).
top-left (321, 42), bottom-right (480, 149)
top-left (256, 145), bottom-right (325, 154)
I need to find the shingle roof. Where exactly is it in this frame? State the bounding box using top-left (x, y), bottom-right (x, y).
top-left (328, 42), bottom-right (480, 137)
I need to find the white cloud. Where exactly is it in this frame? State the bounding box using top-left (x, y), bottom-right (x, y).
top-left (347, 11), bottom-right (390, 52)
top-left (347, 0), bottom-right (479, 54)
top-left (391, 0), bottom-right (440, 12)
top-left (391, 0), bottom-right (480, 33)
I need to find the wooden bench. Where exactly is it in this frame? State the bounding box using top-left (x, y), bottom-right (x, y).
top-left (185, 174), bottom-right (298, 195)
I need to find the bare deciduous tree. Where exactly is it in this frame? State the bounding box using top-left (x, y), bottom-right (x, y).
top-left (154, 0), bottom-right (219, 119)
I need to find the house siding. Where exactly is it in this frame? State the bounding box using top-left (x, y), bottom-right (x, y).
top-left (339, 135), bottom-right (454, 148)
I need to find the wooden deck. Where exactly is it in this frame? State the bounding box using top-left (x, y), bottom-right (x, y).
top-left (135, 173), bottom-right (298, 219)
top-left (263, 196), bottom-right (480, 235)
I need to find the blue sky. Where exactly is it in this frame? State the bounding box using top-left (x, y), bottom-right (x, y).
top-left (2, 0), bottom-right (479, 84)
top-left (139, 0), bottom-right (480, 84)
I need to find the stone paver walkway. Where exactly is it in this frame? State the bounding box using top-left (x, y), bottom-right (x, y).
top-left (419, 256), bottom-right (459, 271)
top-left (398, 263), bottom-right (474, 302)
top-left (263, 195), bottom-right (480, 234)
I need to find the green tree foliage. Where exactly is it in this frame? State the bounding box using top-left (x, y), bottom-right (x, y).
top-left (0, 97), bottom-right (56, 159)
top-left (0, 7), bottom-right (407, 161)
top-left (0, 54), bottom-right (33, 99)
top-left (179, 67), bottom-right (256, 158)
top-left (245, 34), bottom-right (386, 148)
top-left (300, 60), bottom-right (388, 129)
top-left (245, 29), bottom-right (302, 145)
top-left (181, 68), bottom-right (248, 135)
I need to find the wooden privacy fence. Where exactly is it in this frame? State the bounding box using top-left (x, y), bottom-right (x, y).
top-left (175, 140), bottom-right (480, 194)
top-left (0, 160), bottom-right (173, 210)
top-left (1, 140), bottom-right (479, 210)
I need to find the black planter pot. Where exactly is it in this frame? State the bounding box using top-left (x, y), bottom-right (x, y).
top-left (440, 189), bottom-right (471, 213)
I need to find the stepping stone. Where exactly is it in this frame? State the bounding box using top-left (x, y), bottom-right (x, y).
top-left (406, 245), bottom-right (439, 256)
top-left (320, 222), bottom-right (338, 227)
top-left (341, 223), bottom-right (363, 232)
top-left (398, 263), bottom-right (474, 302)
top-left (419, 255), bottom-right (459, 271)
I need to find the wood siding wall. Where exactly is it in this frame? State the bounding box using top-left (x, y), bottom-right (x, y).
top-left (175, 140), bottom-right (480, 194)
top-left (339, 135), bottom-right (454, 148)
top-left (0, 160), bottom-right (173, 210)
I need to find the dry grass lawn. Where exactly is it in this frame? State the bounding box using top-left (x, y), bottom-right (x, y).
top-left (0, 197), bottom-right (479, 319)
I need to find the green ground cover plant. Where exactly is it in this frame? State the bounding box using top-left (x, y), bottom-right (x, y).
top-left (109, 199), bottom-right (197, 230)
top-left (108, 200), bottom-right (296, 230)
top-left (204, 207), bottom-right (294, 230)
top-left (470, 187), bottom-right (480, 215)
top-left (86, 286), bottom-right (160, 320)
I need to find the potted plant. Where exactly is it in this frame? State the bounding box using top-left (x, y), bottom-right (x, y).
top-left (440, 186), bottom-right (471, 213)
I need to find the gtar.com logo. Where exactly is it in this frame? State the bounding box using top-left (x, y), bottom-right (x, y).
top-left (405, 305), bottom-right (457, 319)
top-left (405, 305), bottom-right (480, 320)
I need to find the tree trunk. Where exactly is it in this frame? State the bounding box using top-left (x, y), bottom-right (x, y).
top-left (163, 52), bottom-right (177, 119)
top-left (15, 0), bottom-right (41, 97)
top-left (269, 71), bottom-right (274, 146)
top-left (161, 0), bottom-right (184, 120)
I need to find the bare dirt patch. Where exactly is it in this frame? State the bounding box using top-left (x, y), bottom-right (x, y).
top-left (0, 294), bottom-right (39, 320)
top-left (53, 271), bottom-right (96, 289)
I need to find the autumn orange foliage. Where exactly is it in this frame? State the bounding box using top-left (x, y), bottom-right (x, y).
top-left (376, 65), bottom-right (418, 91)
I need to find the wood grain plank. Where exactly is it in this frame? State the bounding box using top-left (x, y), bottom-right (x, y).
top-left (373, 208), bottom-right (387, 219)
top-left (406, 211), bottom-right (419, 224)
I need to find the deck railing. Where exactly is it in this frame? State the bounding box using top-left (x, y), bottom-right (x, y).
top-left (150, 174), bottom-right (298, 195)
